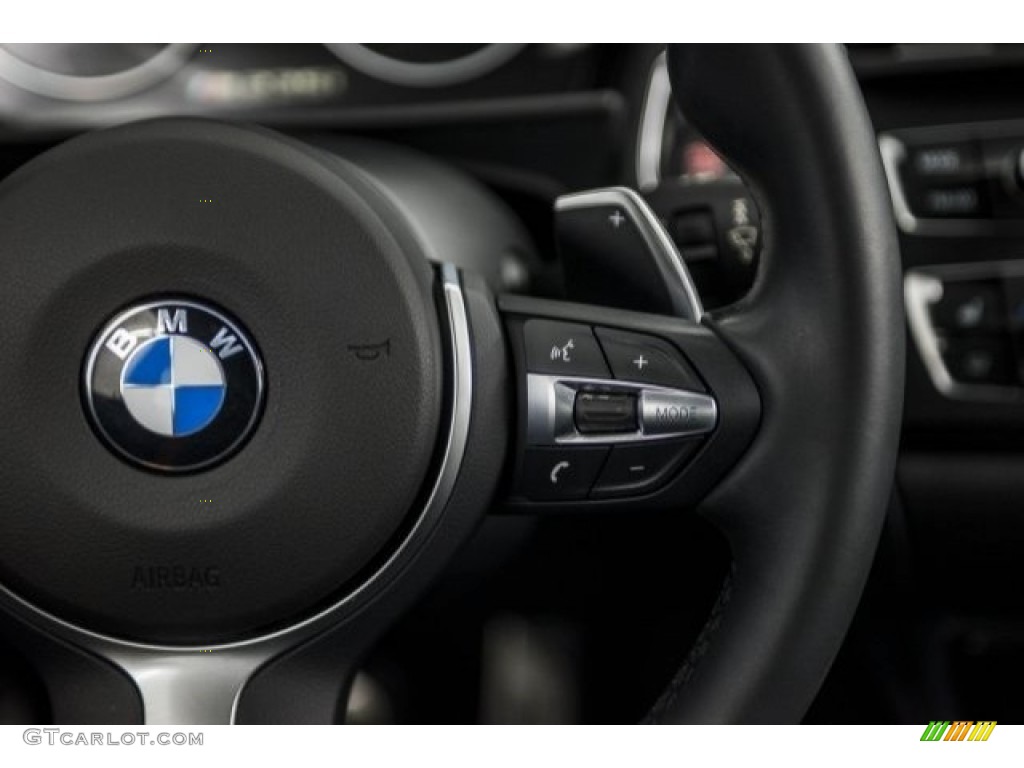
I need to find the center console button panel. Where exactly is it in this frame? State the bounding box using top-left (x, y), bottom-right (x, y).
top-left (881, 122), bottom-right (1024, 236)
top-left (906, 262), bottom-right (1024, 402)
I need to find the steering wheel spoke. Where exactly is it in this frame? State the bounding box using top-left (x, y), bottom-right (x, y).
top-left (498, 293), bottom-right (759, 514)
top-left (0, 260), bottom-right (509, 724)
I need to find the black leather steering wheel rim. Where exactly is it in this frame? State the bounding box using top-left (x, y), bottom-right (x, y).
top-left (646, 44), bottom-right (903, 723)
top-left (0, 44), bottom-right (904, 725)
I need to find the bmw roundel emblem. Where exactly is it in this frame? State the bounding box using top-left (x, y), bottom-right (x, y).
top-left (84, 299), bottom-right (264, 472)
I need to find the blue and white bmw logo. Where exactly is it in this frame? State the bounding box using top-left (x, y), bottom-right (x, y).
top-left (121, 335), bottom-right (226, 437)
top-left (84, 299), bottom-right (264, 472)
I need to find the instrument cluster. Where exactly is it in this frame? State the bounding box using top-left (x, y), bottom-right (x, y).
top-left (0, 44), bottom-right (599, 134)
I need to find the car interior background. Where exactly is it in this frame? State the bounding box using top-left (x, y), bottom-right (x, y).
top-left (0, 43), bottom-right (1017, 724)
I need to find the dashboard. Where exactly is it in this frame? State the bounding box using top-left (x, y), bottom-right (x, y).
top-left (0, 42), bottom-right (1020, 725)
top-left (0, 44), bottom-right (603, 133)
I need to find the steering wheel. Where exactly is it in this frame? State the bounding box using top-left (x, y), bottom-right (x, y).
top-left (0, 44), bottom-right (902, 724)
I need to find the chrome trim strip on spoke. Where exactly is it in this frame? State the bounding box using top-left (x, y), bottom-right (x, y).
top-left (0, 264), bottom-right (474, 724)
top-left (112, 648), bottom-right (269, 726)
top-left (555, 186), bottom-right (704, 322)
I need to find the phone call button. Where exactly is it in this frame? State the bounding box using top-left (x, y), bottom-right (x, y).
top-left (521, 447), bottom-right (608, 502)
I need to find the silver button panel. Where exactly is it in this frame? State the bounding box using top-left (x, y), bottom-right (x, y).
top-left (526, 373), bottom-right (717, 446)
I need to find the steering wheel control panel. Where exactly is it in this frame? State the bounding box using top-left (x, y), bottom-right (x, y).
top-left (507, 317), bottom-right (718, 502)
top-left (906, 261), bottom-right (1024, 402)
top-left (881, 120), bottom-right (1024, 237)
top-left (497, 185), bottom-right (758, 513)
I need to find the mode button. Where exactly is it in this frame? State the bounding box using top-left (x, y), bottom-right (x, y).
top-left (641, 390), bottom-right (718, 437)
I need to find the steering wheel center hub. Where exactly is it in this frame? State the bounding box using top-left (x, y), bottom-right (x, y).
top-left (84, 298), bottom-right (263, 470)
top-left (0, 119), bottom-right (444, 644)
